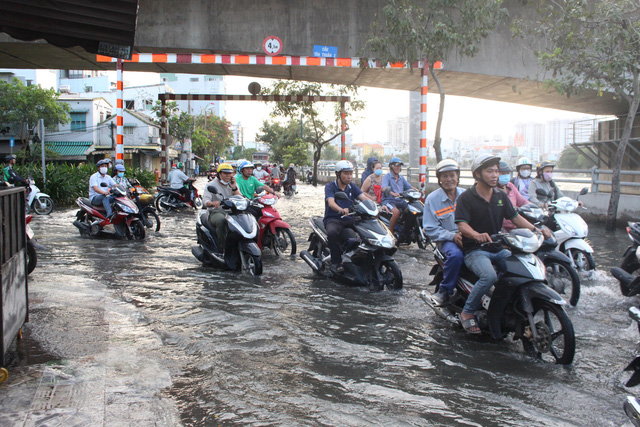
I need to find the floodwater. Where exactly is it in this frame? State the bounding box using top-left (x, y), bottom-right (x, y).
top-left (23, 179), bottom-right (640, 425)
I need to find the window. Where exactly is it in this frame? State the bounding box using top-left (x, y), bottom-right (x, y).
top-left (189, 77), bottom-right (199, 82)
top-left (124, 126), bottom-right (135, 135)
top-left (125, 100), bottom-right (135, 109)
top-left (70, 112), bottom-right (86, 132)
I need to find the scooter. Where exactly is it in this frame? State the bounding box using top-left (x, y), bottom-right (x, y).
top-left (422, 229), bottom-right (575, 365)
top-left (128, 178), bottom-right (161, 232)
top-left (191, 185), bottom-right (263, 276)
top-left (518, 204), bottom-right (581, 306)
top-left (155, 180), bottom-right (203, 213)
top-left (378, 189), bottom-right (428, 248)
top-left (271, 177), bottom-right (282, 192)
top-left (26, 177), bottom-right (53, 215)
top-left (73, 184), bottom-right (146, 240)
top-left (254, 193), bottom-right (297, 256)
top-left (299, 192), bottom-right (403, 291)
top-left (611, 222), bottom-right (640, 296)
top-left (535, 187), bottom-right (595, 271)
top-left (621, 307), bottom-right (640, 426)
top-left (25, 214), bottom-right (46, 275)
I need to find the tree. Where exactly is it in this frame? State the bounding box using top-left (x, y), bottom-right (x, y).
top-left (151, 100), bottom-right (193, 144)
top-left (518, 0), bottom-right (640, 230)
top-left (557, 146), bottom-right (594, 170)
top-left (0, 78), bottom-right (70, 159)
top-left (232, 146), bottom-right (257, 161)
top-left (321, 144), bottom-right (341, 161)
top-left (261, 81), bottom-right (364, 185)
top-left (366, 0), bottom-right (507, 162)
top-left (192, 113), bottom-right (235, 165)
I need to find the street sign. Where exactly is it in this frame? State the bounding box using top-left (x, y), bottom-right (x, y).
top-left (313, 45), bottom-right (338, 58)
top-left (9, 138), bottom-right (14, 147)
top-left (263, 36), bottom-right (283, 56)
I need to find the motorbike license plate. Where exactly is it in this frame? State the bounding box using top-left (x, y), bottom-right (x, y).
top-left (26, 224), bottom-right (34, 239)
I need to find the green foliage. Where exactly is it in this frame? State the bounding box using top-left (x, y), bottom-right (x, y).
top-left (232, 147), bottom-right (257, 161)
top-left (151, 100), bottom-right (193, 143)
top-left (557, 147), bottom-right (594, 170)
top-left (256, 119), bottom-right (312, 165)
top-left (321, 144), bottom-right (341, 161)
top-left (0, 78), bottom-right (71, 155)
top-left (15, 145), bottom-right (60, 163)
top-left (14, 163), bottom-right (157, 207)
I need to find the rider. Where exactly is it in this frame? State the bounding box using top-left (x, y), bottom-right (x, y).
top-left (497, 161), bottom-right (529, 232)
top-left (89, 159), bottom-right (118, 220)
top-left (3, 154), bottom-right (29, 187)
top-left (360, 156), bottom-right (378, 187)
top-left (455, 154), bottom-right (550, 334)
top-left (170, 162), bottom-right (195, 202)
top-left (202, 163), bottom-right (241, 251)
top-left (236, 160), bottom-right (277, 218)
top-left (381, 157), bottom-right (416, 239)
top-left (511, 157), bottom-right (534, 200)
top-left (113, 164), bottom-right (133, 192)
top-left (253, 162), bottom-right (270, 184)
top-left (324, 160), bottom-right (369, 273)
top-left (423, 159), bottom-right (465, 306)
top-left (528, 161), bottom-right (567, 208)
top-left (283, 163), bottom-right (296, 192)
top-left (270, 163), bottom-right (280, 182)
top-left (360, 160), bottom-right (384, 203)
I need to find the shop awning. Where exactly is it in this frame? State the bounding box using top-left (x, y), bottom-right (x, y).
top-left (46, 141), bottom-right (92, 157)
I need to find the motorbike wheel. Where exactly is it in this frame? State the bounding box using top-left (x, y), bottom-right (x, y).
top-left (544, 259), bottom-right (580, 306)
top-left (26, 240), bottom-right (37, 275)
top-left (522, 300), bottom-right (575, 365)
top-left (379, 261), bottom-right (403, 290)
top-left (194, 196), bottom-right (203, 209)
top-left (273, 228), bottom-right (296, 256)
top-left (155, 194), bottom-right (173, 213)
top-left (143, 209), bottom-right (161, 232)
top-left (570, 249), bottom-right (595, 272)
top-left (33, 196), bottom-right (53, 215)
top-left (416, 228), bottom-right (427, 250)
top-left (128, 219), bottom-right (146, 240)
top-left (241, 251), bottom-right (263, 276)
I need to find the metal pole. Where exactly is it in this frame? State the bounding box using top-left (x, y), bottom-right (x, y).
top-left (419, 65), bottom-right (428, 185)
top-left (161, 98), bottom-right (167, 184)
top-left (340, 102), bottom-right (346, 161)
top-left (116, 59), bottom-right (124, 163)
top-left (39, 119), bottom-right (45, 187)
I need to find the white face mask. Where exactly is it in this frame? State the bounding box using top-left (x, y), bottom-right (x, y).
top-left (99, 167), bottom-right (108, 175)
top-left (256, 167), bottom-right (262, 171)
top-left (520, 169), bottom-right (531, 178)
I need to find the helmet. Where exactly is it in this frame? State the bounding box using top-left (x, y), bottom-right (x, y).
top-left (279, 164), bottom-right (283, 168)
top-left (5, 154), bottom-right (16, 162)
top-left (335, 160), bottom-right (354, 173)
top-left (289, 163), bottom-right (294, 168)
top-left (498, 161), bottom-right (512, 173)
top-left (96, 159), bottom-right (110, 167)
top-left (177, 162), bottom-right (184, 168)
top-left (238, 160), bottom-right (254, 171)
top-left (515, 157), bottom-right (532, 170)
top-left (115, 164), bottom-right (126, 172)
top-left (536, 160), bottom-right (555, 175)
top-left (254, 162), bottom-right (262, 167)
top-left (435, 159), bottom-right (460, 176)
top-left (389, 157), bottom-right (403, 166)
top-left (471, 154), bottom-right (500, 177)
top-left (217, 163), bottom-right (233, 173)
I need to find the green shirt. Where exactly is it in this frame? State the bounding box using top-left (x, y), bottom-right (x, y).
top-left (236, 173), bottom-right (262, 199)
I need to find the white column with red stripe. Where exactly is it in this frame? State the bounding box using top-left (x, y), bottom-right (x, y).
top-left (116, 59), bottom-right (124, 162)
top-left (420, 67), bottom-right (428, 185)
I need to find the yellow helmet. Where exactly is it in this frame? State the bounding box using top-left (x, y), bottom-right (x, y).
top-left (217, 162), bottom-right (234, 173)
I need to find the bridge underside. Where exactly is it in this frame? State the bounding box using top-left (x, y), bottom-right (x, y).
top-left (0, 40), bottom-right (625, 116)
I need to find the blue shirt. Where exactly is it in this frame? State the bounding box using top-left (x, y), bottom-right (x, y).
top-left (381, 172), bottom-right (411, 202)
top-left (324, 180), bottom-right (362, 223)
top-left (423, 187), bottom-right (465, 243)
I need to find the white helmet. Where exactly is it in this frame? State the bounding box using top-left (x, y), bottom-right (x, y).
top-left (471, 154), bottom-right (500, 176)
top-left (515, 157), bottom-right (532, 170)
top-left (435, 159), bottom-right (460, 176)
top-left (335, 160), bottom-right (354, 173)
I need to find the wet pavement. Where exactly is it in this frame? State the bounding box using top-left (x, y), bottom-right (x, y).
top-left (1, 178), bottom-right (639, 426)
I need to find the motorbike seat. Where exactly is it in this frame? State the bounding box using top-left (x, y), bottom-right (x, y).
top-left (312, 217), bottom-right (327, 234)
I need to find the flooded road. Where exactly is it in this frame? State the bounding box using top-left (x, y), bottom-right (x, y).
top-left (22, 179), bottom-right (640, 425)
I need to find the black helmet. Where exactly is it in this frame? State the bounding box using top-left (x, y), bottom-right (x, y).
top-left (536, 160), bottom-right (555, 175)
top-left (5, 154), bottom-right (16, 162)
top-left (498, 161), bottom-right (512, 173)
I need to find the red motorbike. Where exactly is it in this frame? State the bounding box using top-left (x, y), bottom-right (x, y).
top-left (271, 177), bottom-right (282, 192)
top-left (255, 193), bottom-right (296, 256)
top-left (73, 185), bottom-right (146, 240)
top-left (155, 181), bottom-right (203, 213)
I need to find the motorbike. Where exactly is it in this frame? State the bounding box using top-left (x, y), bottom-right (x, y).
top-left (254, 193), bottom-right (297, 256)
top-left (518, 204), bottom-right (581, 306)
top-left (611, 222), bottom-right (640, 296)
top-left (305, 172), bottom-right (313, 184)
top-left (271, 177), bottom-right (282, 192)
top-left (73, 184), bottom-right (146, 240)
top-left (283, 182), bottom-right (297, 197)
top-left (26, 177), bottom-right (53, 215)
top-left (422, 228), bottom-right (575, 365)
top-left (155, 180), bottom-right (203, 213)
top-left (191, 185), bottom-right (263, 276)
top-left (535, 187), bottom-right (594, 271)
top-left (299, 192), bottom-right (403, 291)
top-left (128, 178), bottom-right (161, 232)
top-left (378, 189), bottom-right (428, 248)
top-left (25, 214), bottom-right (46, 275)
top-left (622, 306), bottom-right (640, 426)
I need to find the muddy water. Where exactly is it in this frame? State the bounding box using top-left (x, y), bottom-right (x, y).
top-left (25, 179), bottom-right (639, 425)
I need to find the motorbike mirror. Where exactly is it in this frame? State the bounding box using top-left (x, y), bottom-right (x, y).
top-left (579, 187), bottom-right (589, 196)
top-left (206, 184), bottom-right (218, 194)
top-left (100, 182), bottom-right (108, 187)
top-left (334, 191), bottom-right (349, 201)
top-left (255, 186), bottom-right (264, 194)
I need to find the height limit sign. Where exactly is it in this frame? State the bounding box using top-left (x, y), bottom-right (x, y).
top-left (263, 36), bottom-right (282, 56)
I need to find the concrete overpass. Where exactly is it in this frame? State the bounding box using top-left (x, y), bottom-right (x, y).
top-left (0, 0), bottom-right (625, 116)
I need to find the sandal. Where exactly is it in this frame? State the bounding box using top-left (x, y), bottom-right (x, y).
top-left (459, 313), bottom-right (481, 334)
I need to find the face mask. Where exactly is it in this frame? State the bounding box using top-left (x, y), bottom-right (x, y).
top-left (520, 169), bottom-right (531, 178)
top-left (374, 169), bottom-right (383, 176)
top-left (543, 172), bottom-right (553, 182)
top-left (117, 172), bottom-right (124, 178)
top-left (498, 174), bottom-right (510, 186)
top-left (99, 167), bottom-right (108, 175)
top-left (256, 167), bottom-right (262, 171)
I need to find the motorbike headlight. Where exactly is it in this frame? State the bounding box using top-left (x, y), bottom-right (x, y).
top-left (506, 230), bottom-right (542, 253)
top-left (232, 198), bottom-right (249, 210)
top-left (119, 204), bottom-right (136, 214)
top-left (367, 230), bottom-right (395, 248)
top-left (408, 204), bottom-right (420, 214)
top-left (557, 219), bottom-right (577, 236)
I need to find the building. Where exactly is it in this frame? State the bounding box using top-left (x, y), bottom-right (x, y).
top-left (387, 116), bottom-right (410, 152)
top-left (159, 73), bottom-right (226, 117)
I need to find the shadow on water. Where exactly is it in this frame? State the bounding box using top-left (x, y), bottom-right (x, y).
top-left (18, 180), bottom-right (640, 425)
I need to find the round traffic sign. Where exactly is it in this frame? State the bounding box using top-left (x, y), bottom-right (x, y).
top-left (263, 36), bottom-right (283, 56)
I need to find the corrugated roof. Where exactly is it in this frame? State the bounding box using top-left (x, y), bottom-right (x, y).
top-left (47, 141), bottom-right (92, 157)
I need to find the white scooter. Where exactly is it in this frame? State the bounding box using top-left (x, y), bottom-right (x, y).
top-left (26, 178), bottom-right (53, 215)
top-left (537, 188), bottom-right (594, 271)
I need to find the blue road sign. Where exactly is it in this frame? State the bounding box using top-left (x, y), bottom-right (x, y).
top-left (313, 45), bottom-right (338, 58)
top-left (9, 137), bottom-right (14, 147)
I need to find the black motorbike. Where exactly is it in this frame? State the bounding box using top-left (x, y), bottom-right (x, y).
top-left (378, 189), bottom-right (428, 248)
top-left (155, 180), bottom-right (203, 212)
top-left (518, 203), bottom-right (581, 306)
top-left (622, 307), bottom-right (640, 425)
top-left (128, 178), bottom-right (161, 232)
top-left (300, 192), bottom-right (403, 291)
top-left (422, 229), bottom-right (575, 365)
top-left (611, 222), bottom-right (640, 297)
top-left (191, 185), bottom-right (263, 276)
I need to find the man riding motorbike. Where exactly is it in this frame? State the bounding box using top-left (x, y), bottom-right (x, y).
top-left (283, 163), bottom-right (297, 193)
top-left (423, 159), bottom-right (466, 306)
top-left (3, 154), bottom-right (29, 187)
top-left (381, 157), bottom-right (417, 239)
top-left (202, 163), bottom-right (241, 250)
top-left (253, 161), bottom-right (270, 183)
top-left (170, 162), bottom-right (195, 202)
top-left (236, 160), bottom-right (277, 218)
top-left (89, 158), bottom-right (118, 220)
top-left (511, 157), bottom-right (534, 201)
top-left (455, 154), bottom-right (551, 334)
top-left (324, 160), bottom-right (369, 273)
